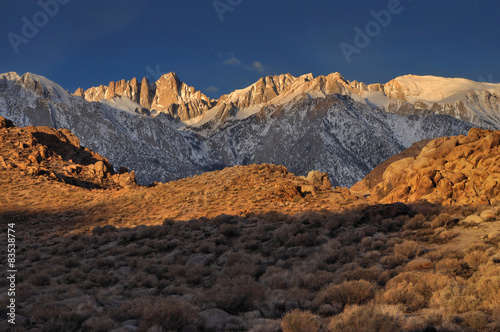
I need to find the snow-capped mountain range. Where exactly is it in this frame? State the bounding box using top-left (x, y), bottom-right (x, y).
top-left (1, 71), bottom-right (498, 186)
top-left (76, 71), bottom-right (500, 131)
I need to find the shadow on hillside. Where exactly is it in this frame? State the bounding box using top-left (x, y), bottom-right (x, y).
top-left (31, 131), bottom-right (108, 167)
top-left (57, 173), bottom-right (108, 190)
top-left (0, 200), bottom-right (426, 237)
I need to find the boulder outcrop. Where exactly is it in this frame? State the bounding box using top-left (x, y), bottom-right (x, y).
top-left (0, 116), bottom-right (136, 189)
top-left (366, 128), bottom-right (500, 205)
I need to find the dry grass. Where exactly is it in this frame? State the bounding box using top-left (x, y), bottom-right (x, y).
top-left (2, 200), bottom-right (499, 331)
top-left (328, 304), bottom-right (402, 332)
top-left (281, 309), bottom-right (319, 332)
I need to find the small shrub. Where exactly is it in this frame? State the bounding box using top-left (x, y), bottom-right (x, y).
top-left (328, 304), bottom-right (401, 332)
top-left (465, 243), bottom-right (489, 253)
top-left (32, 303), bottom-right (71, 323)
top-left (380, 254), bottom-right (407, 269)
top-left (81, 315), bottom-right (116, 332)
top-left (338, 266), bottom-right (381, 283)
top-left (318, 303), bottom-right (343, 316)
top-left (250, 319), bottom-right (282, 332)
top-left (381, 280), bottom-right (426, 312)
top-left (290, 232), bottom-right (317, 247)
top-left (25, 248), bottom-right (41, 261)
top-left (320, 280), bottom-right (375, 307)
top-left (406, 258), bottom-right (432, 271)
top-left (435, 258), bottom-right (471, 278)
top-left (128, 296), bottom-right (197, 331)
top-left (413, 203), bottom-right (442, 219)
top-left (380, 218), bottom-right (405, 232)
top-left (209, 276), bottom-right (264, 315)
top-left (433, 230), bottom-right (459, 243)
top-left (403, 214), bottom-right (426, 230)
top-left (431, 283), bottom-right (481, 313)
top-left (185, 265), bottom-right (210, 285)
top-left (67, 240), bottom-right (85, 252)
top-left (464, 251), bottom-right (489, 270)
top-left (472, 273), bottom-right (500, 311)
top-left (431, 213), bottom-right (458, 229)
top-left (381, 272), bottom-right (449, 312)
top-left (302, 270), bottom-right (335, 291)
top-left (220, 223), bottom-right (240, 237)
top-left (281, 309), bottom-right (319, 332)
top-left (394, 240), bottom-right (422, 259)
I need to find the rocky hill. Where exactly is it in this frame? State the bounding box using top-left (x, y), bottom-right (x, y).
top-left (353, 127), bottom-right (500, 206)
top-left (0, 116), bottom-right (136, 190)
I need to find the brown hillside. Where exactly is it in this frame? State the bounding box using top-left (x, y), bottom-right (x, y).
top-left (0, 116), bottom-right (361, 235)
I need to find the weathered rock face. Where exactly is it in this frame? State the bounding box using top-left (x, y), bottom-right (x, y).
top-left (367, 128), bottom-right (500, 205)
top-left (75, 73), bottom-right (215, 121)
top-left (0, 116), bottom-right (136, 189)
top-left (306, 170), bottom-right (332, 190)
top-left (114, 78), bottom-right (139, 103)
top-left (73, 87), bottom-right (84, 97)
top-left (129, 77), bottom-right (140, 103)
top-left (351, 139), bottom-right (433, 193)
top-left (104, 81), bottom-right (116, 100)
top-left (0, 116), bottom-right (14, 128)
top-left (150, 73), bottom-right (214, 120)
top-left (216, 74), bottom-right (297, 110)
top-left (139, 76), bottom-right (152, 109)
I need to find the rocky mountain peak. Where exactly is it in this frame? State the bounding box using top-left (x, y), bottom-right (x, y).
top-left (328, 72), bottom-right (347, 82)
top-left (73, 87), bottom-right (84, 97)
top-left (140, 77), bottom-right (152, 109)
top-left (150, 72), bottom-right (214, 121)
top-left (104, 81), bottom-right (116, 100)
top-left (74, 72), bottom-right (213, 122)
top-left (382, 77), bottom-right (412, 100)
top-left (213, 74), bottom-right (298, 113)
top-left (7, 72), bottom-right (71, 104)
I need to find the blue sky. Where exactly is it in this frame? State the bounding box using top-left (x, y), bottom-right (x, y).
top-left (1, 0), bottom-right (499, 98)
